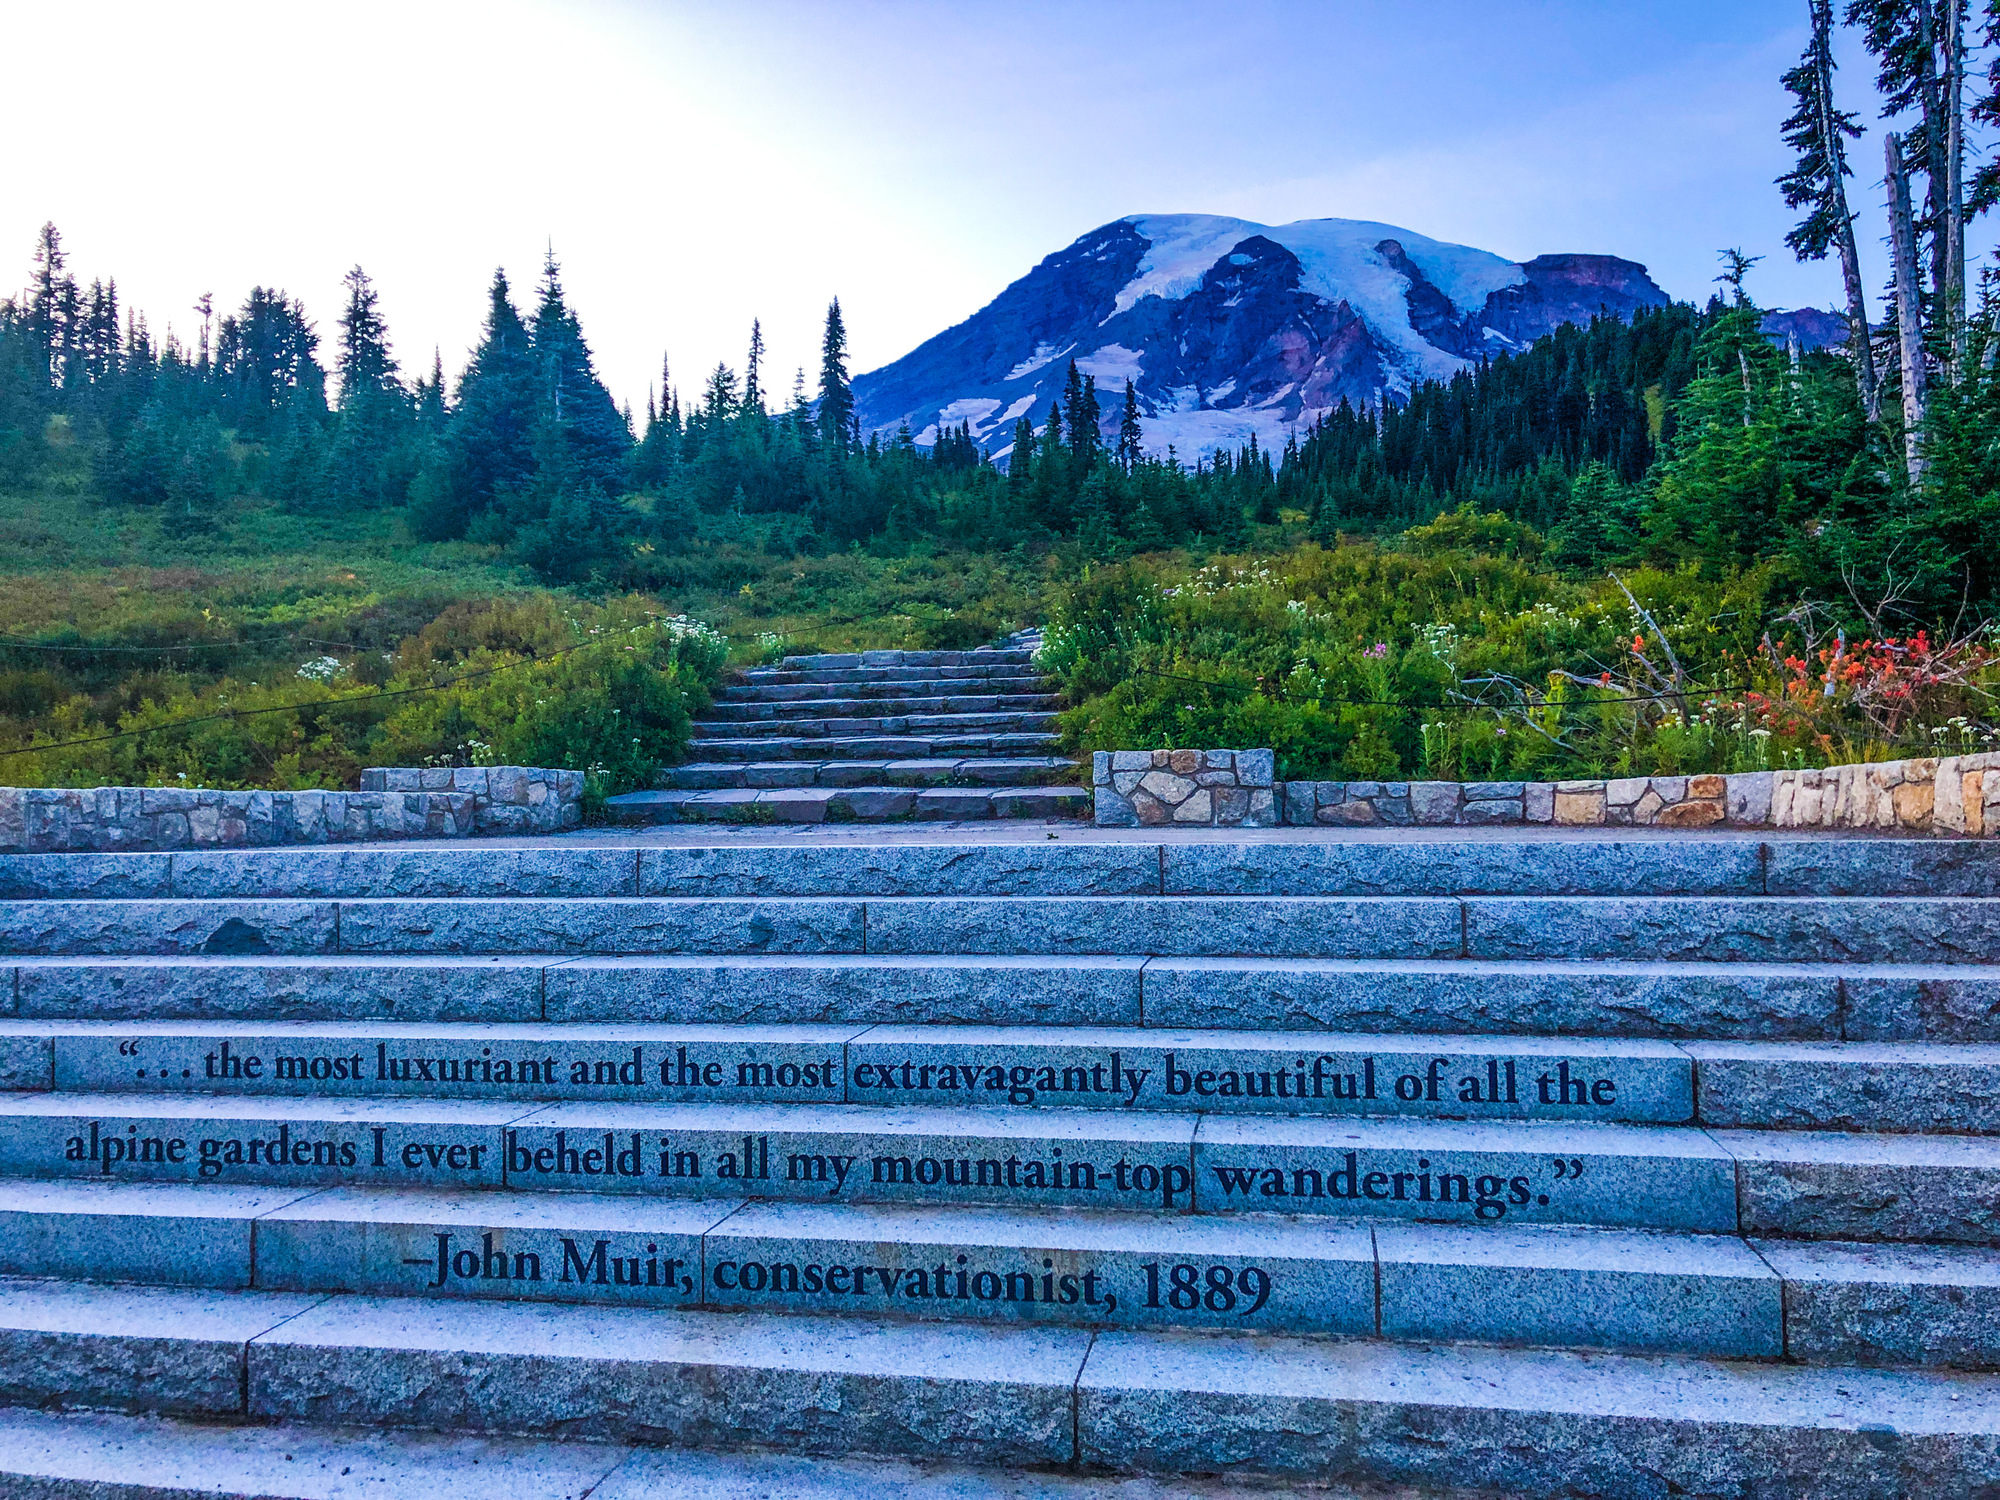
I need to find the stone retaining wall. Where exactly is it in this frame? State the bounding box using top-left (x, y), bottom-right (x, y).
top-left (0, 766), bottom-right (583, 853)
top-left (1095, 749), bottom-right (2000, 833)
top-left (1091, 750), bottom-right (1280, 827)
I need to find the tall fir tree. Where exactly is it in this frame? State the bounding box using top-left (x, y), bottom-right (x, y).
top-left (743, 319), bottom-right (765, 417)
top-left (323, 265), bottom-right (409, 510)
top-left (816, 298), bottom-right (853, 452)
top-left (1115, 378), bottom-right (1144, 470)
top-left (424, 267), bottom-right (538, 539)
top-left (528, 248), bottom-right (629, 496)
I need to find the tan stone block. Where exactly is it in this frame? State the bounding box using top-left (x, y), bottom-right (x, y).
top-left (1553, 790), bottom-right (1605, 825)
top-left (1688, 775), bottom-right (1725, 799)
top-left (1935, 757), bottom-right (1968, 833)
top-left (1892, 779), bottom-right (1935, 830)
top-left (1131, 791), bottom-right (1170, 826)
top-left (1965, 770), bottom-right (1987, 837)
top-left (1170, 789), bottom-right (1214, 823)
top-left (1790, 770), bottom-right (1825, 827)
top-left (1771, 772), bottom-right (1797, 826)
top-left (1317, 800), bottom-right (1378, 826)
top-left (1631, 789), bottom-right (1666, 824)
top-left (1150, 750), bottom-right (1170, 769)
top-left (1168, 749), bottom-right (1201, 775)
top-left (1830, 764), bottom-right (1863, 826)
top-left (1657, 799), bottom-right (1724, 828)
top-left (1138, 771), bottom-right (1197, 804)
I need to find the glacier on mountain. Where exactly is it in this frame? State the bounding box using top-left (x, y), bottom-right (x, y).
top-left (850, 212), bottom-right (1673, 463)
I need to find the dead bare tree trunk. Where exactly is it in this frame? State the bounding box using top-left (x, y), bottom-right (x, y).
top-left (1945, 0), bottom-right (1968, 373)
top-left (1887, 130), bottom-right (1929, 486)
top-left (1807, 0), bottom-right (1880, 419)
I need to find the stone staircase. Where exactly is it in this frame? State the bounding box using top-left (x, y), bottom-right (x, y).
top-left (610, 645), bottom-right (1090, 824)
top-left (0, 834), bottom-right (1998, 1497)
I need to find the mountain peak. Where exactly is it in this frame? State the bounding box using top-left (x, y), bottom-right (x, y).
top-left (852, 215), bottom-right (1671, 462)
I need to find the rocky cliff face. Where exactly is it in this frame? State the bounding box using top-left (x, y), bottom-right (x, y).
top-left (1759, 307), bottom-right (1851, 353)
top-left (852, 214), bottom-right (1673, 462)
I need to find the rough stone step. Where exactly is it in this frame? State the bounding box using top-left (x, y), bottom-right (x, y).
top-left (775, 650), bottom-right (1038, 670)
top-left (688, 733), bottom-right (1065, 761)
top-left (694, 715), bottom-right (1062, 741)
top-left (12, 1019), bottom-right (1991, 1133)
top-left (655, 757), bottom-right (1080, 791)
top-left (0, 1181), bottom-right (1819, 1360)
top-left (12, 952), bottom-right (1996, 1044)
top-left (0, 1406), bottom-right (1355, 1500)
top-left (8, 1019), bottom-right (1994, 1135)
top-left (8, 1092), bottom-right (1989, 1239)
top-left (6, 837), bottom-right (1996, 903)
top-left (5, 1278), bottom-right (1999, 1494)
top-left (705, 694), bottom-right (1064, 720)
top-left (6, 954), bottom-right (1152, 1026)
top-left (721, 677), bottom-right (1059, 704)
top-left (0, 1019), bottom-right (1690, 1122)
top-left (608, 786), bottom-right (1092, 825)
top-left (11, 894), bottom-right (1998, 963)
top-left (739, 664), bottom-right (1048, 687)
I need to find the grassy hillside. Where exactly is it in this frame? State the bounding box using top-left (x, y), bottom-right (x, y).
top-left (0, 477), bottom-right (1045, 794)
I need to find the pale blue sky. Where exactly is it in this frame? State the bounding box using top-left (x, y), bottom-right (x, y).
top-left (1, 1), bottom-right (1957, 411)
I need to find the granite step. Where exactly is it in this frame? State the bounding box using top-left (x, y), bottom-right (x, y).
top-left (607, 786), bottom-right (1092, 824)
top-left (6, 954), bottom-right (1153, 1026)
top-left (686, 733), bottom-right (1064, 761)
top-left (0, 1181), bottom-right (1821, 1359)
top-left (10, 952), bottom-right (2000, 1042)
top-left (775, 650), bottom-right (1038, 669)
top-left (722, 677), bottom-right (1058, 704)
top-left (703, 694), bottom-right (1064, 720)
top-left (739, 664), bottom-right (1048, 687)
top-left (0, 1406), bottom-right (1361, 1500)
top-left (6, 837), bottom-right (1996, 902)
top-left (654, 757), bottom-right (1080, 791)
top-left (4, 1277), bottom-right (1999, 1494)
top-left (9, 894), bottom-right (1997, 962)
top-left (6, 1019), bottom-right (1993, 1133)
top-left (690, 712), bottom-right (1061, 739)
top-left (5, 1092), bottom-right (1995, 1239)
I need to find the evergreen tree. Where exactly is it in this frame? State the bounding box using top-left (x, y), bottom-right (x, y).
top-left (527, 248), bottom-right (629, 496)
top-left (1116, 378), bottom-right (1144, 469)
top-left (214, 287), bottom-right (324, 439)
top-left (425, 268), bottom-right (538, 539)
top-left (743, 319), bottom-right (765, 416)
top-left (322, 266), bottom-right (409, 510)
top-left (816, 298), bottom-right (854, 452)
top-left (23, 223), bottom-right (76, 393)
top-left (1061, 362), bottom-right (1102, 469)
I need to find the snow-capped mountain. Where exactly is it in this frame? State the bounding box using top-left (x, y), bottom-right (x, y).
top-left (851, 213), bottom-right (1672, 462)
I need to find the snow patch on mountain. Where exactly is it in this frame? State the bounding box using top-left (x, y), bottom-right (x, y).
top-left (1005, 343), bottom-right (1071, 381)
top-left (1073, 344), bottom-right (1145, 385)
